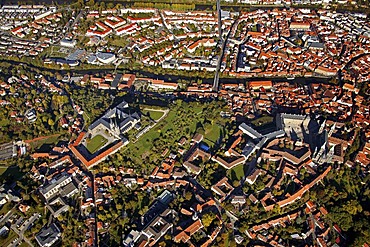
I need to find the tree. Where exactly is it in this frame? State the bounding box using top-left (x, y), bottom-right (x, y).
top-left (185, 191), bottom-right (192, 201)
top-left (232, 180), bottom-right (240, 187)
top-left (116, 203), bottom-right (123, 211)
top-left (343, 200), bottom-right (362, 215)
top-left (87, 0), bottom-right (95, 7)
top-left (201, 212), bottom-right (215, 229)
top-left (99, 2), bottom-right (105, 12)
top-left (48, 118), bottom-right (55, 127)
top-left (106, 3), bottom-right (114, 9)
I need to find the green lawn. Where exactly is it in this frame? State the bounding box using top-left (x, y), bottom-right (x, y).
top-left (86, 135), bottom-right (108, 154)
top-left (251, 115), bottom-right (274, 127)
top-left (227, 164), bottom-right (247, 181)
top-left (204, 124), bottom-right (221, 146)
top-left (251, 25), bottom-right (258, 32)
top-left (142, 110), bottom-right (164, 121)
top-left (124, 110), bottom-right (196, 163)
top-left (0, 230), bottom-right (17, 247)
top-left (0, 166), bottom-right (24, 181)
top-left (0, 167), bottom-right (7, 176)
top-left (29, 134), bottom-right (61, 151)
top-left (49, 51), bottom-right (68, 58)
top-left (0, 202), bottom-right (14, 216)
top-left (109, 37), bottom-right (130, 48)
top-left (19, 242), bottom-right (30, 247)
top-left (130, 110), bottom-right (177, 155)
top-left (193, 105), bottom-right (204, 114)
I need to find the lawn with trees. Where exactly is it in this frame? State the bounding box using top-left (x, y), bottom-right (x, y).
top-left (109, 100), bottom-right (231, 174)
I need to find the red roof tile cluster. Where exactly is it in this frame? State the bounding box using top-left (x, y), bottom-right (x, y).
top-left (69, 132), bottom-right (124, 169)
top-left (174, 219), bottom-right (203, 243)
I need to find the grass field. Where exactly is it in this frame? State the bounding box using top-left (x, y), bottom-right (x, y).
top-left (123, 109), bottom-right (193, 162)
top-left (204, 124), bottom-right (221, 146)
top-left (109, 37), bottom-right (130, 48)
top-left (86, 135), bottom-right (108, 154)
top-left (251, 115), bottom-right (274, 127)
top-left (125, 110), bottom-right (177, 160)
top-left (227, 163), bottom-right (247, 181)
top-left (142, 110), bottom-right (164, 121)
top-left (0, 118), bottom-right (10, 127)
top-left (0, 167), bottom-right (7, 176)
top-left (0, 202), bottom-right (13, 216)
top-left (29, 134), bottom-right (61, 151)
top-left (193, 105), bottom-right (204, 114)
top-left (0, 166), bottom-right (24, 181)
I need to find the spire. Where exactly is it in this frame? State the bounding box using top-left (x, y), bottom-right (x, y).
top-left (328, 122), bottom-right (336, 137)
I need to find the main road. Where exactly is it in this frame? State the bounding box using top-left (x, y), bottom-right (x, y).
top-left (212, 0), bottom-right (223, 92)
top-left (212, 2), bottom-right (238, 92)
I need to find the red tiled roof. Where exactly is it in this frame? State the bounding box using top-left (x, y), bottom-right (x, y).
top-left (249, 81), bottom-right (273, 89)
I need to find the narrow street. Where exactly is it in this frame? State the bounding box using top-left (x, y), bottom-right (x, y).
top-left (0, 210), bottom-right (13, 227)
top-left (10, 213), bottom-right (40, 247)
top-left (61, 9), bottom-right (84, 41)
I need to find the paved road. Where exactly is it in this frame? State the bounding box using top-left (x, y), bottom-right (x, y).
top-left (61, 9), bottom-right (84, 41)
top-left (212, 15), bottom-right (238, 92)
top-left (159, 10), bottom-right (173, 36)
top-left (213, 0), bottom-right (223, 92)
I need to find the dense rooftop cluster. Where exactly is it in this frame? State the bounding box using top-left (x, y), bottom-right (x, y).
top-left (0, 2), bottom-right (369, 247)
top-left (1, 6), bottom-right (369, 83)
top-left (226, 9), bottom-right (370, 78)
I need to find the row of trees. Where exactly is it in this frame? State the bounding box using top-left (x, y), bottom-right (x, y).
top-left (133, 2), bottom-right (196, 11)
top-left (74, 0), bottom-right (197, 11)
